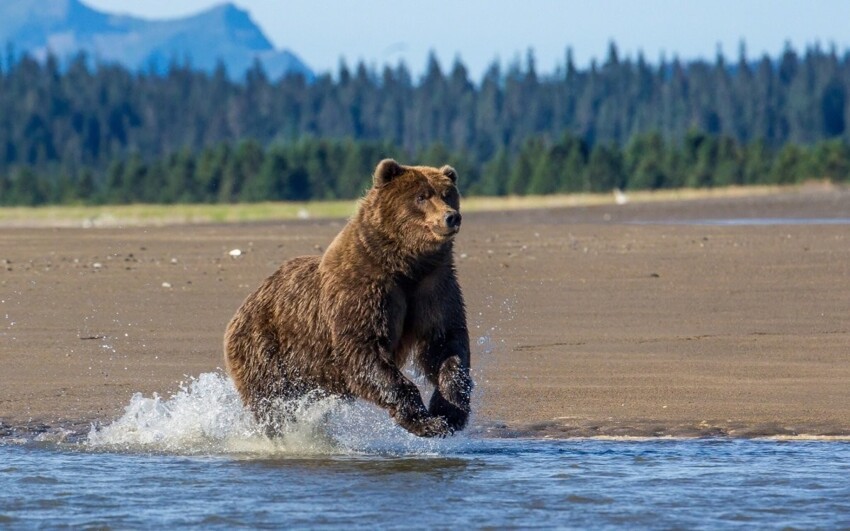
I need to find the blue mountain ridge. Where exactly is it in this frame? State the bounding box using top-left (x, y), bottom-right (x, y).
top-left (0, 0), bottom-right (313, 80)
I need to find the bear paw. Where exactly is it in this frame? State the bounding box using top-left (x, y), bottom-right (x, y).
top-left (411, 415), bottom-right (451, 438)
top-left (429, 391), bottom-right (469, 433)
top-left (393, 409), bottom-right (450, 438)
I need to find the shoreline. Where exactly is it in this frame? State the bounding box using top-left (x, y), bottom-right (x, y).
top-left (3, 418), bottom-right (850, 445)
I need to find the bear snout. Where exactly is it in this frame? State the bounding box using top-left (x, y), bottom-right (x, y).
top-left (444, 211), bottom-right (462, 230)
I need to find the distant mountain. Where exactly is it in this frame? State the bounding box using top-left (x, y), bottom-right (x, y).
top-left (0, 0), bottom-right (313, 80)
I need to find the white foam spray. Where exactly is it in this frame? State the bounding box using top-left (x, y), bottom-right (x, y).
top-left (86, 372), bottom-right (471, 457)
top-left (85, 296), bottom-right (517, 456)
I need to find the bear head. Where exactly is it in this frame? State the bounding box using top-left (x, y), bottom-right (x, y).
top-left (364, 159), bottom-right (462, 255)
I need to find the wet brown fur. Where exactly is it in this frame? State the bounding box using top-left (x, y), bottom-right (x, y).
top-left (224, 160), bottom-right (472, 437)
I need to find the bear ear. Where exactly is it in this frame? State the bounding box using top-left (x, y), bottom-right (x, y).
top-left (373, 159), bottom-right (405, 187)
top-left (440, 165), bottom-right (458, 184)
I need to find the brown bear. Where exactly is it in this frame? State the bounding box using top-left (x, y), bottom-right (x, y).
top-left (224, 159), bottom-right (472, 437)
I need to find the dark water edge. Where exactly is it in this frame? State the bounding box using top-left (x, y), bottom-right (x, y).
top-left (2, 436), bottom-right (850, 529)
top-left (3, 417), bottom-right (850, 445)
top-left (3, 417), bottom-right (847, 447)
top-left (482, 419), bottom-right (850, 439)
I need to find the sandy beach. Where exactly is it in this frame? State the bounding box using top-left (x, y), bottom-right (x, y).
top-left (1, 186), bottom-right (849, 439)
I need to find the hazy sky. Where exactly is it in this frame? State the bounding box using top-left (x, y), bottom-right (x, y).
top-left (85, 0), bottom-right (850, 80)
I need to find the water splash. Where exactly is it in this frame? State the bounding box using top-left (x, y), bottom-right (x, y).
top-left (86, 372), bottom-right (471, 457)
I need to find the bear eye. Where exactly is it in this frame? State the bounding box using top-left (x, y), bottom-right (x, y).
top-left (416, 192), bottom-right (429, 203)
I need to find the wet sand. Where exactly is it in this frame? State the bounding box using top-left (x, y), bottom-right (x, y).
top-left (1, 187), bottom-right (849, 438)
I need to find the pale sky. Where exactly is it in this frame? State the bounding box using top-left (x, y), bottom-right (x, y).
top-left (85, 0), bottom-right (850, 80)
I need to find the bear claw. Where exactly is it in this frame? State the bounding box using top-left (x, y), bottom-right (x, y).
top-left (396, 413), bottom-right (450, 438)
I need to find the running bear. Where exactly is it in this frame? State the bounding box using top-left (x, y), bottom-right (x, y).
top-left (224, 159), bottom-right (472, 437)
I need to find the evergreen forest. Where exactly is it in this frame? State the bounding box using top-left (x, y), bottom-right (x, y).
top-left (2, 42), bottom-right (850, 205)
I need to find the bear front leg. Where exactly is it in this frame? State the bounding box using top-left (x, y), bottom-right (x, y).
top-left (350, 355), bottom-right (450, 438)
top-left (422, 331), bottom-right (473, 433)
top-left (428, 355), bottom-right (473, 432)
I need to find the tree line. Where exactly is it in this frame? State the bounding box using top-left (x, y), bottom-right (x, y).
top-left (3, 132), bottom-right (848, 206)
top-left (1, 41), bottom-right (850, 205)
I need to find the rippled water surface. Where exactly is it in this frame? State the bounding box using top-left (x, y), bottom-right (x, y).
top-left (2, 374), bottom-right (849, 528)
top-left (3, 438), bottom-right (850, 528)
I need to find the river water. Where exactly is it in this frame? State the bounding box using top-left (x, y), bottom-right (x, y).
top-left (2, 373), bottom-right (849, 528)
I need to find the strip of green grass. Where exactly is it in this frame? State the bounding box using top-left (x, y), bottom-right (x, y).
top-left (0, 200), bottom-right (358, 227)
top-left (0, 185), bottom-right (793, 228)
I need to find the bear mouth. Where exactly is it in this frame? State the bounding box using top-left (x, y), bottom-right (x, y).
top-left (432, 224), bottom-right (460, 239)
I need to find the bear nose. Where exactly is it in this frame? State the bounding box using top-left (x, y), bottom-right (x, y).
top-left (445, 211), bottom-right (461, 229)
